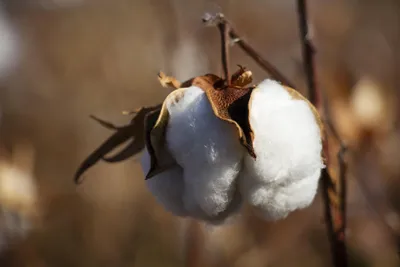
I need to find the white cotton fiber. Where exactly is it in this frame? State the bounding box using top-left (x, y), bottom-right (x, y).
top-left (141, 148), bottom-right (187, 217)
top-left (239, 79), bottom-right (324, 220)
top-left (165, 86), bottom-right (243, 221)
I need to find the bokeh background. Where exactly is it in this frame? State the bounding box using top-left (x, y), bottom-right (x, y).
top-left (0, 0), bottom-right (399, 266)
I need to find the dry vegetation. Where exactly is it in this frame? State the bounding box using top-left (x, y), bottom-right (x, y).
top-left (0, 0), bottom-right (400, 266)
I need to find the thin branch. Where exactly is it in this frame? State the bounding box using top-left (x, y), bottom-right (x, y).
top-left (203, 12), bottom-right (231, 85)
top-left (218, 20), bottom-right (231, 85)
top-left (296, 1), bottom-right (348, 267)
top-left (229, 30), bottom-right (295, 89)
top-left (184, 219), bottom-right (206, 267)
top-left (338, 144), bottom-right (348, 240)
top-left (202, 13), bottom-right (295, 88)
top-left (297, 0), bottom-right (318, 105)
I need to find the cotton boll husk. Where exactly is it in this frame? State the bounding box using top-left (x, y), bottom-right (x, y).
top-left (165, 86), bottom-right (243, 220)
top-left (239, 79), bottom-right (324, 220)
top-left (141, 148), bottom-right (187, 217)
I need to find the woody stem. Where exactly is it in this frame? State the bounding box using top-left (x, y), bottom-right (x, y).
top-left (296, 1), bottom-right (348, 266)
top-left (202, 12), bottom-right (295, 88)
top-left (217, 21), bottom-right (231, 86)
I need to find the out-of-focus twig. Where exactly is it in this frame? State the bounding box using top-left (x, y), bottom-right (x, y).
top-left (296, 1), bottom-right (348, 267)
top-left (218, 18), bottom-right (231, 86)
top-left (184, 219), bottom-right (205, 267)
top-left (203, 13), bottom-right (232, 86)
top-left (202, 12), bottom-right (295, 88)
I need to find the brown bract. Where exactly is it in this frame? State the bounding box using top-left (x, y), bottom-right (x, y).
top-left (74, 105), bottom-right (161, 184)
top-left (145, 67), bottom-right (256, 179)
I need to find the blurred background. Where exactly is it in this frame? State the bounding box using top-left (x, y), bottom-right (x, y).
top-left (0, 0), bottom-right (399, 266)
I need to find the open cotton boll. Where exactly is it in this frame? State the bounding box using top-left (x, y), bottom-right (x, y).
top-left (141, 148), bottom-right (187, 217)
top-left (165, 86), bottom-right (243, 220)
top-left (239, 79), bottom-right (324, 220)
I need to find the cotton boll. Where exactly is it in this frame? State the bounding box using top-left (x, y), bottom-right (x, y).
top-left (141, 148), bottom-right (187, 217)
top-left (165, 86), bottom-right (243, 220)
top-left (239, 79), bottom-right (324, 220)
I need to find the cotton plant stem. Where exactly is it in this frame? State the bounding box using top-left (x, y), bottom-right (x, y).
top-left (296, 1), bottom-right (348, 267)
top-left (217, 21), bottom-right (231, 85)
top-left (202, 12), bottom-right (295, 88)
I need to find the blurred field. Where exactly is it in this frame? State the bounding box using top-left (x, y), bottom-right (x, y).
top-left (0, 0), bottom-right (400, 266)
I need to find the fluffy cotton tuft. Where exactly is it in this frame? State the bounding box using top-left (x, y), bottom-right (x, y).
top-left (239, 79), bottom-right (324, 220)
top-left (164, 86), bottom-right (243, 221)
top-left (141, 148), bottom-right (187, 217)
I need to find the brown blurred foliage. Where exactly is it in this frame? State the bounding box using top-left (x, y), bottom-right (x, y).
top-left (0, 0), bottom-right (400, 266)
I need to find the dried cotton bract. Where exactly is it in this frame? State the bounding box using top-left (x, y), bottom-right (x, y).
top-left (141, 68), bottom-right (325, 223)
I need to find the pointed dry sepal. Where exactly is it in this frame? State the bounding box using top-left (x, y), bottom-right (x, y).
top-left (158, 71), bottom-right (182, 90)
top-left (231, 65), bottom-right (253, 87)
top-left (144, 89), bottom-right (186, 179)
top-left (74, 105), bottom-right (161, 184)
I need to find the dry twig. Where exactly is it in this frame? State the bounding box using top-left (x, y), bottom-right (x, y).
top-left (202, 13), bottom-right (295, 88)
top-left (296, 1), bottom-right (348, 266)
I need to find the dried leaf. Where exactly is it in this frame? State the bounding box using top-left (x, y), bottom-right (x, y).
top-left (231, 65), bottom-right (253, 87)
top-left (74, 127), bottom-right (132, 184)
top-left (101, 106), bottom-right (161, 163)
top-left (74, 105), bottom-right (160, 184)
top-left (144, 89), bottom-right (186, 179)
top-left (89, 115), bottom-right (120, 130)
top-left (101, 138), bottom-right (146, 163)
top-left (158, 71), bottom-right (182, 90)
